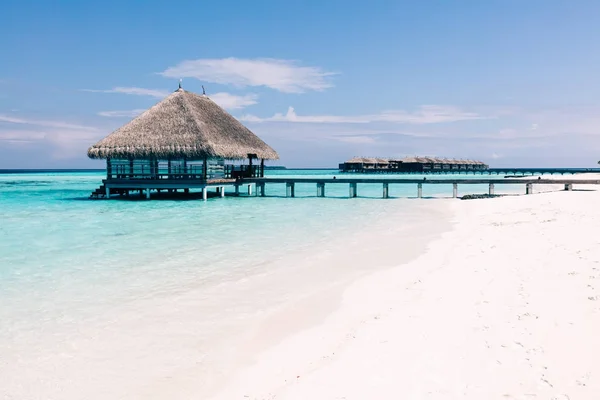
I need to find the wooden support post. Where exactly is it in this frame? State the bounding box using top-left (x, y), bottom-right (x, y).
top-left (247, 184), bottom-right (253, 196)
top-left (106, 158), bottom-right (112, 179)
top-left (286, 182), bottom-right (295, 197)
top-left (453, 183), bottom-right (458, 198)
top-left (383, 182), bottom-right (389, 198)
top-left (260, 159), bottom-right (265, 177)
top-left (349, 182), bottom-right (357, 198)
top-left (235, 184), bottom-right (240, 196)
top-left (526, 183), bottom-right (533, 195)
top-left (417, 183), bottom-right (423, 198)
top-left (220, 186), bottom-right (226, 198)
top-left (145, 188), bottom-right (151, 199)
top-left (202, 187), bottom-right (208, 201)
top-left (203, 156), bottom-right (208, 180)
top-left (184, 188), bottom-right (189, 194)
top-left (317, 182), bottom-right (325, 197)
top-left (259, 183), bottom-right (265, 197)
top-left (489, 183), bottom-right (495, 195)
top-left (105, 186), bottom-right (110, 198)
top-left (564, 183), bottom-right (573, 191)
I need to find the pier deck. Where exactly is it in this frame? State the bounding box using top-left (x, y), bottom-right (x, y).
top-left (244, 177), bottom-right (600, 198)
top-left (340, 168), bottom-right (600, 175)
top-left (95, 176), bottom-right (600, 200)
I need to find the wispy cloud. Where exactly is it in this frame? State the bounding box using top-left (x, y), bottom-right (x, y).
top-left (82, 87), bottom-right (170, 98)
top-left (0, 114), bottom-right (99, 131)
top-left (0, 130), bottom-right (47, 142)
top-left (0, 113), bottom-right (106, 161)
top-left (240, 105), bottom-right (484, 125)
top-left (97, 92), bottom-right (257, 117)
top-left (209, 92), bottom-right (258, 110)
top-left (161, 58), bottom-right (335, 93)
top-left (97, 109), bottom-right (145, 118)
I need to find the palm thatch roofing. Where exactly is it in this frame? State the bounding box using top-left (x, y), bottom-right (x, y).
top-left (88, 88), bottom-right (279, 160)
top-left (346, 157), bottom-right (390, 164)
top-left (344, 156), bottom-right (487, 165)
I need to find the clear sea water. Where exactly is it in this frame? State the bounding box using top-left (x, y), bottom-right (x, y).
top-left (0, 169), bottom-right (526, 399)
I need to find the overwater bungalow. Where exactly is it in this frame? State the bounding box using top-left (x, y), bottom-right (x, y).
top-left (88, 85), bottom-right (279, 199)
top-left (339, 156), bottom-right (489, 173)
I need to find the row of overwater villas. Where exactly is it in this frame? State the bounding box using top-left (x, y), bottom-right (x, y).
top-left (106, 157), bottom-right (266, 181)
top-left (339, 157), bottom-right (489, 173)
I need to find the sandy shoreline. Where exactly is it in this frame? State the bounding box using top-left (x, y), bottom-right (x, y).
top-left (213, 187), bottom-right (600, 399)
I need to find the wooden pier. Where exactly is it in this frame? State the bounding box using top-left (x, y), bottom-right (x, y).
top-left (341, 167), bottom-right (600, 176)
top-left (94, 176), bottom-right (600, 200)
top-left (242, 177), bottom-right (600, 199)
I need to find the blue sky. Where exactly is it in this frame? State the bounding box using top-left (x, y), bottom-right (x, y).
top-left (1, 0), bottom-right (600, 168)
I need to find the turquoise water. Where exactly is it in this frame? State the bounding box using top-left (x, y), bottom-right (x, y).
top-left (0, 169), bottom-right (523, 399)
top-left (0, 169), bottom-right (517, 291)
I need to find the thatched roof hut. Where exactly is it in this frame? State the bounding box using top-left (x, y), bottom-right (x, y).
top-left (88, 87), bottom-right (279, 161)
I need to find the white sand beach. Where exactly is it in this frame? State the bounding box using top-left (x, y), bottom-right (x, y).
top-left (214, 186), bottom-right (600, 399)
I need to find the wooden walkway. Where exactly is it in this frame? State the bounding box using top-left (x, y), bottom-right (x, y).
top-left (95, 176), bottom-right (600, 200)
top-left (244, 177), bottom-right (600, 198)
top-left (341, 168), bottom-right (600, 175)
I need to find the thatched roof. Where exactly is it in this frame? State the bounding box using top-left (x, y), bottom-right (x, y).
top-left (88, 88), bottom-right (279, 160)
top-left (346, 157), bottom-right (390, 164)
top-left (344, 156), bottom-right (488, 165)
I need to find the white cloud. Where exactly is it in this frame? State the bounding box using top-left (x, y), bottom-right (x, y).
top-left (209, 92), bottom-right (258, 110)
top-left (0, 114), bottom-right (98, 131)
top-left (335, 136), bottom-right (377, 144)
top-left (161, 58), bottom-right (335, 93)
top-left (0, 130), bottom-right (47, 142)
top-left (531, 123), bottom-right (539, 130)
top-left (239, 105), bottom-right (484, 125)
top-left (97, 109), bottom-right (145, 118)
top-left (97, 92), bottom-right (257, 116)
top-left (82, 87), bottom-right (170, 98)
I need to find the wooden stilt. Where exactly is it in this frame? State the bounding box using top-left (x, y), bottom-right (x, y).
top-left (489, 183), bottom-right (495, 195)
top-left (453, 183), bottom-right (458, 198)
top-left (247, 184), bottom-right (253, 196)
top-left (349, 182), bottom-right (357, 198)
top-left (286, 182), bottom-right (295, 197)
top-left (202, 187), bottom-right (208, 200)
top-left (317, 182), bottom-right (325, 197)
top-left (383, 183), bottom-right (389, 198)
top-left (220, 186), bottom-right (226, 197)
top-left (417, 183), bottom-right (423, 198)
top-left (145, 188), bottom-right (151, 199)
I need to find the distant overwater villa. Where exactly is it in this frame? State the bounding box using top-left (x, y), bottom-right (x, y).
top-left (88, 84), bottom-right (279, 199)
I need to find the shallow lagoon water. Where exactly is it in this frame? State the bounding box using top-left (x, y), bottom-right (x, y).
top-left (0, 169), bottom-right (524, 398)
